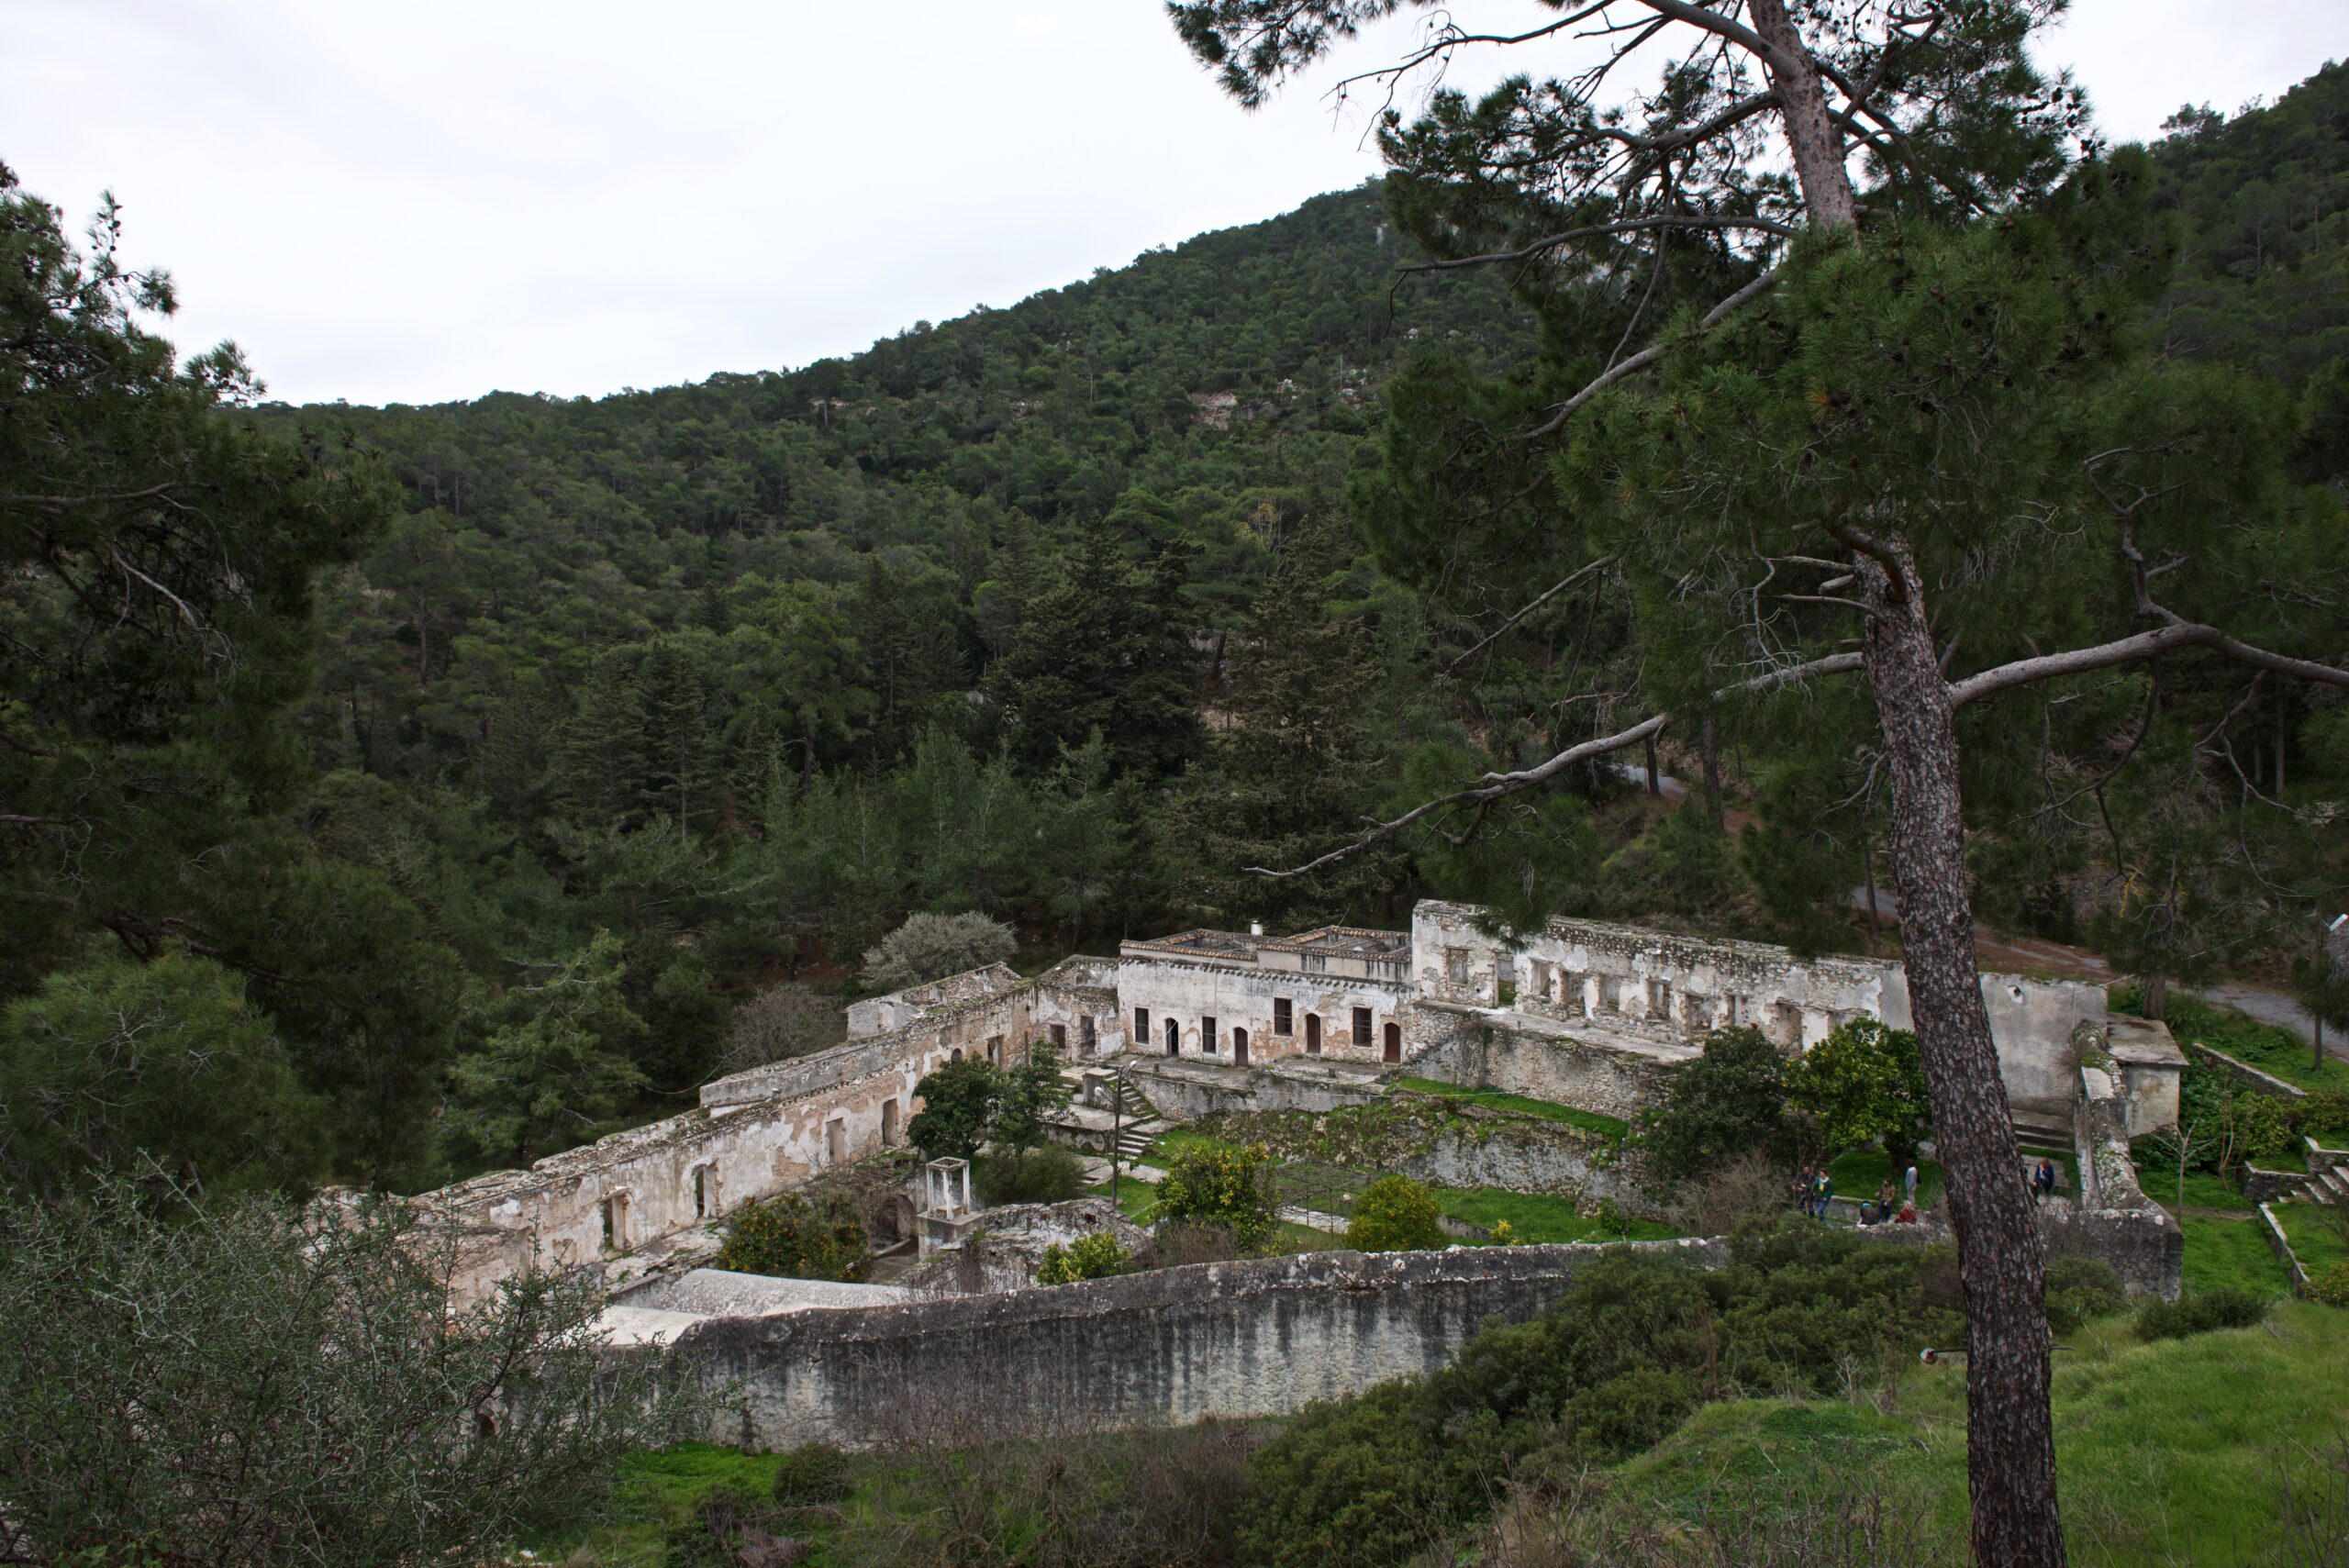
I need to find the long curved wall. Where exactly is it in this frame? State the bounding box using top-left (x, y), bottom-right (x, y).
top-left (673, 1239), bottom-right (1728, 1449)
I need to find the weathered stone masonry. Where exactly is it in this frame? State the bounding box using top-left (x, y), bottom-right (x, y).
top-left (673, 1239), bottom-right (1729, 1449)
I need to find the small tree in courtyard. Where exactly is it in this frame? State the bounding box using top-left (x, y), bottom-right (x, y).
top-left (990, 1045), bottom-right (1074, 1155)
top-left (1640, 1027), bottom-right (1797, 1184)
top-left (714, 1190), bottom-right (867, 1283)
top-left (908, 1055), bottom-right (1002, 1161)
top-left (1157, 1142), bottom-right (1277, 1250)
top-left (1789, 1018), bottom-right (1932, 1167)
top-left (1346, 1175), bottom-right (1447, 1252)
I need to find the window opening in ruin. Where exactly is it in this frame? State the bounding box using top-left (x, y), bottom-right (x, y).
top-left (1726, 994), bottom-right (1749, 1028)
top-left (1274, 997), bottom-right (1292, 1035)
top-left (693, 1166), bottom-right (707, 1220)
top-left (1165, 1017), bottom-right (1180, 1055)
top-left (1647, 979), bottom-right (1671, 1018)
top-left (882, 1098), bottom-right (900, 1145)
top-left (987, 1035), bottom-right (1004, 1067)
top-left (1301, 952), bottom-right (1327, 973)
top-left (1444, 947), bottom-right (1469, 985)
top-left (1383, 1021), bottom-right (1402, 1063)
top-left (1050, 1022), bottom-right (1066, 1049)
top-left (1305, 1013), bottom-right (1321, 1054)
top-left (951, 1048), bottom-right (963, 1062)
top-left (1528, 961), bottom-right (1549, 1003)
top-left (1203, 1015), bottom-right (1218, 1053)
top-left (1233, 1027), bottom-right (1249, 1066)
top-left (1352, 1006), bottom-right (1372, 1047)
top-left (1136, 1007), bottom-right (1151, 1047)
top-left (1081, 1014), bottom-right (1096, 1051)
top-left (826, 1118), bottom-right (847, 1166)
top-left (601, 1193), bottom-right (627, 1252)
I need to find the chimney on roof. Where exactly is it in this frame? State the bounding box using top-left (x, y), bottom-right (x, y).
top-left (1250, 921), bottom-right (1264, 938)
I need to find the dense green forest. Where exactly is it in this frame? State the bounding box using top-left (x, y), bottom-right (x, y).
top-left (6, 63), bottom-right (2348, 1195)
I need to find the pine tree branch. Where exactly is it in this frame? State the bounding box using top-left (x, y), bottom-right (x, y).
top-left (1442, 555), bottom-right (1617, 674)
top-left (1522, 268), bottom-right (1779, 439)
top-left (1948, 622), bottom-right (2349, 708)
top-left (1406, 214), bottom-right (1796, 273)
top-left (1247, 650), bottom-right (1862, 877)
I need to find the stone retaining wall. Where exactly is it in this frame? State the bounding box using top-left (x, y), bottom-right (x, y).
top-left (1411, 1018), bottom-right (1679, 1122)
top-left (672, 1239), bottom-right (1728, 1449)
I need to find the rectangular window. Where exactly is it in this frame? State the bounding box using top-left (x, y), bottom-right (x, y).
top-left (1444, 947), bottom-right (1469, 984)
top-left (1646, 980), bottom-right (1670, 1018)
top-left (1274, 998), bottom-right (1292, 1035)
top-left (987, 1034), bottom-right (1004, 1067)
top-left (1050, 1022), bottom-right (1066, 1049)
top-left (1082, 1014), bottom-right (1097, 1051)
top-left (1352, 1006), bottom-right (1372, 1047)
top-left (1135, 1007), bottom-right (1151, 1045)
top-left (1726, 995), bottom-right (1748, 1027)
top-left (1203, 1015), bottom-right (1219, 1053)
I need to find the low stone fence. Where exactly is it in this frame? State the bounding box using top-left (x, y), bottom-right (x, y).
top-left (672, 1239), bottom-right (1728, 1450)
top-left (2185, 1042), bottom-right (2308, 1100)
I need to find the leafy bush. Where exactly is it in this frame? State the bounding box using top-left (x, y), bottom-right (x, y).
top-left (1141, 1221), bottom-right (1242, 1268)
top-left (714, 1191), bottom-right (866, 1282)
top-left (1787, 1018), bottom-right (1930, 1164)
top-left (1157, 1143), bottom-right (1277, 1249)
top-left (2043, 1256), bottom-right (2128, 1333)
top-left (860, 911), bottom-right (1017, 993)
top-left (1345, 1175), bottom-right (1447, 1251)
top-left (770, 1441), bottom-right (852, 1508)
top-left (2305, 1260), bottom-right (2349, 1307)
top-left (0, 1184), bottom-right (702, 1567)
top-left (1236, 1219), bottom-right (1959, 1568)
top-left (2135, 1286), bottom-right (2271, 1340)
top-left (1037, 1230), bottom-right (1131, 1284)
top-left (1639, 1026), bottom-right (1797, 1183)
top-left (907, 1054), bottom-right (1002, 1160)
top-left (974, 1143), bottom-right (1087, 1205)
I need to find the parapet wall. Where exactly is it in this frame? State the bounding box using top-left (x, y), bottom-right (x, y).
top-left (673, 1239), bottom-right (1728, 1449)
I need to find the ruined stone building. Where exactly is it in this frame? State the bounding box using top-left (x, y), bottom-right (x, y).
top-left (412, 898), bottom-right (2175, 1306)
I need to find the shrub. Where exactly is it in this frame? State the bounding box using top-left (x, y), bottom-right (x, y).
top-left (907, 1054), bottom-right (1002, 1161)
top-left (1787, 1017), bottom-right (1930, 1166)
top-left (1038, 1230), bottom-right (1131, 1284)
top-left (1157, 1143), bottom-right (1277, 1249)
top-left (2135, 1286), bottom-right (2271, 1340)
top-left (1640, 1026), bottom-right (1797, 1183)
top-left (2043, 1256), bottom-right (2128, 1333)
top-left (974, 1143), bottom-right (1087, 1205)
top-left (860, 911), bottom-right (1017, 993)
top-left (2305, 1260), bottom-right (2349, 1307)
top-left (1141, 1221), bottom-right (1242, 1269)
top-left (714, 1191), bottom-right (866, 1282)
top-left (716, 984), bottom-right (845, 1076)
top-left (770, 1441), bottom-right (852, 1508)
top-left (1346, 1175), bottom-right (1447, 1251)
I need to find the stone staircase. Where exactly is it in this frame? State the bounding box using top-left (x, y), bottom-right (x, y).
top-left (2305, 1156), bottom-right (2349, 1208)
top-left (1107, 1075), bottom-right (1164, 1162)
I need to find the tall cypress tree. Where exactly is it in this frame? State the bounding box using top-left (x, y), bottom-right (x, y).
top-left (634, 639), bottom-right (713, 837)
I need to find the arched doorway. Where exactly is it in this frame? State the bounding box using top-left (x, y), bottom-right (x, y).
top-left (1233, 1027), bottom-right (1250, 1066)
top-left (1164, 1016), bottom-right (1181, 1055)
top-left (1383, 1021), bottom-right (1402, 1063)
top-left (1304, 1013), bottom-right (1321, 1055)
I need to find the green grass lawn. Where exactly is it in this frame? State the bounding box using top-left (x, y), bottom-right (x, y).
top-left (2177, 1211), bottom-right (2295, 1297)
top-left (1142, 1126), bottom-right (1230, 1162)
top-left (551, 1442), bottom-right (812, 1566)
top-left (1431, 1185), bottom-right (1677, 1244)
top-left (1089, 1177), bottom-right (1163, 1225)
top-left (1826, 1148), bottom-right (1945, 1207)
top-left (1600, 1303), bottom-right (2349, 1567)
top-left (2275, 1202), bottom-right (2349, 1274)
top-left (2138, 1165), bottom-right (2254, 1212)
top-left (1391, 1076), bottom-right (1631, 1140)
top-left (2122, 989), bottom-right (2349, 1093)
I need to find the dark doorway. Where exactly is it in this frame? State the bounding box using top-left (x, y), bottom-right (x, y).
top-left (1305, 1014), bottom-right (1321, 1055)
top-left (1383, 1021), bottom-right (1402, 1064)
top-left (1165, 1017), bottom-right (1180, 1055)
top-left (1202, 1015), bottom-right (1218, 1054)
top-left (1234, 1028), bottom-right (1250, 1066)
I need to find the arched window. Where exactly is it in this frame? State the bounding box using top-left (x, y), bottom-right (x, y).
top-left (1164, 1016), bottom-right (1181, 1055)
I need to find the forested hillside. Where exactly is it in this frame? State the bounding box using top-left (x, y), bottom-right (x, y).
top-left (7, 64), bottom-right (2349, 1196)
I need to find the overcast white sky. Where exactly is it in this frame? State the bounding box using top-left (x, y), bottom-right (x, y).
top-left (4, 2), bottom-right (2343, 407)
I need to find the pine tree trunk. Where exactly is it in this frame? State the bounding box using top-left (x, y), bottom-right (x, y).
top-left (1856, 545), bottom-right (2065, 1568)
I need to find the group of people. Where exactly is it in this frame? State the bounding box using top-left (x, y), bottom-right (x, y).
top-left (1798, 1160), bottom-right (1921, 1226)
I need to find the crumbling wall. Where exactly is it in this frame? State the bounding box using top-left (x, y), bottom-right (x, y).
top-left (896, 1197), bottom-right (1151, 1295)
top-left (674, 1239), bottom-right (1728, 1449)
top-left (1411, 1016), bottom-right (1682, 1122)
top-left (418, 978), bottom-right (1037, 1306)
top-left (2061, 1022), bottom-right (2184, 1299)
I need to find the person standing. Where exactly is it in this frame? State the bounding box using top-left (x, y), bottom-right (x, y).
top-left (1903, 1162), bottom-right (1920, 1205)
